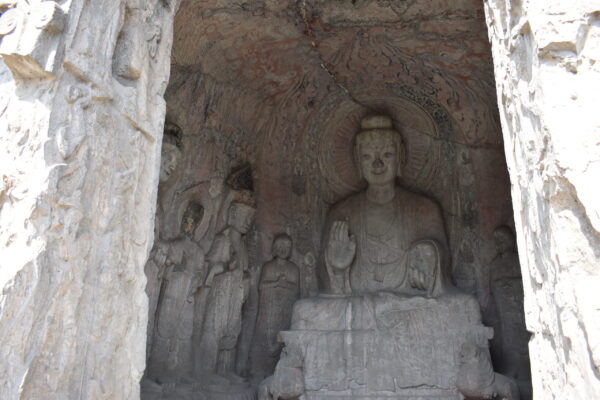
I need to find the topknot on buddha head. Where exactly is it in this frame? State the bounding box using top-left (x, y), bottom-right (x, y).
top-left (360, 115), bottom-right (394, 130)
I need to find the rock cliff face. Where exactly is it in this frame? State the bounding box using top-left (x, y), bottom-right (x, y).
top-left (484, 1), bottom-right (600, 398)
top-left (0, 1), bottom-right (177, 398)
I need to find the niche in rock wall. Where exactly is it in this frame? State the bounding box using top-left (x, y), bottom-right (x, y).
top-left (141, 1), bottom-right (532, 399)
top-left (141, 96), bottom-right (531, 400)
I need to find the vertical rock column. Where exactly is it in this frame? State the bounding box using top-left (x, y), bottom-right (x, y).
top-left (0, 0), bottom-right (177, 398)
top-left (484, 1), bottom-right (600, 398)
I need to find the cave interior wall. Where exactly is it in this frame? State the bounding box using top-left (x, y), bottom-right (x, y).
top-left (146, 0), bottom-right (524, 387)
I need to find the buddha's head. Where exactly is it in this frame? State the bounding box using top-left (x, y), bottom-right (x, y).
top-left (272, 233), bottom-right (292, 260)
top-left (354, 115), bottom-right (404, 186)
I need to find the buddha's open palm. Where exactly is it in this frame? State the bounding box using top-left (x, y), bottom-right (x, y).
top-left (326, 220), bottom-right (356, 270)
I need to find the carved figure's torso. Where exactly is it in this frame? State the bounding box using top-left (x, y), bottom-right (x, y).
top-left (323, 187), bottom-right (448, 293)
top-left (251, 259), bottom-right (300, 380)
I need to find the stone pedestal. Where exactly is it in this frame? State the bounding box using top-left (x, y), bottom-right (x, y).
top-left (273, 293), bottom-right (491, 399)
top-left (141, 379), bottom-right (256, 400)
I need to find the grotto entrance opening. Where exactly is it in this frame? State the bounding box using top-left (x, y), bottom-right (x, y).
top-left (141, 1), bottom-right (532, 399)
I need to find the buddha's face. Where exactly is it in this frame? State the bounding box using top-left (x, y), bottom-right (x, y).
top-left (228, 203), bottom-right (255, 234)
top-left (272, 237), bottom-right (292, 259)
top-left (357, 133), bottom-right (399, 186)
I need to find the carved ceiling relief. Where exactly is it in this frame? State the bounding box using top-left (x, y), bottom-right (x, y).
top-left (313, 31), bottom-right (502, 147)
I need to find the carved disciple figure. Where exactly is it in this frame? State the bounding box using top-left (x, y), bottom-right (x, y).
top-left (251, 233), bottom-right (300, 380)
top-left (323, 115), bottom-right (454, 295)
top-left (146, 130), bottom-right (208, 384)
top-left (145, 130), bottom-right (182, 350)
top-left (147, 234), bottom-right (204, 383)
top-left (198, 198), bottom-right (256, 382)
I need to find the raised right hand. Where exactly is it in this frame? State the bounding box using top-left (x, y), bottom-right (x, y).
top-left (325, 220), bottom-right (356, 271)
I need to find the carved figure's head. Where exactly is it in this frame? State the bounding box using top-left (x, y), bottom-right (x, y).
top-left (181, 201), bottom-right (204, 238)
top-left (493, 225), bottom-right (516, 254)
top-left (354, 115), bottom-right (404, 186)
top-left (228, 201), bottom-right (256, 234)
top-left (272, 233), bottom-right (292, 260)
top-left (159, 124), bottom-right (182, 183)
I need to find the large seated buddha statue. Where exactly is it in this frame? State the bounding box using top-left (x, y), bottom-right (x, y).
top-left (321, 114), bottom-right (452, 297)
top-left (261, 116), bottom-right (512, 400)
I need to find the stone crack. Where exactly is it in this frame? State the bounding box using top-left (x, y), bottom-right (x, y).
top-left (297, 0), bottom-right (374, 111)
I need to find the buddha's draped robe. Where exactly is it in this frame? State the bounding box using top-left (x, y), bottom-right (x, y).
top-left (322, 187), bottom-right (449, 294)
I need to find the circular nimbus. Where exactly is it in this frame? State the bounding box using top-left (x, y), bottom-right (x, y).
top-left (316, 88), bottom-right (448, 199)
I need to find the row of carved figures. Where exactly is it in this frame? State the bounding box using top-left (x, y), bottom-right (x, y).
top-left (142, 126), bottom-right (302, 399)
top-left (143, 117), bottom-right (530, 400)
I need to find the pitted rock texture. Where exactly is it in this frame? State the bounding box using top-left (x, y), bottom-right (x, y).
top-left (0, 0), bottom-right (177, 398)
top-left (484, 1), bottom-right (600, 398)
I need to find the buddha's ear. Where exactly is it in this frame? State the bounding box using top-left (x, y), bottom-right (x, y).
top-left (354, 141), bottom-right (364, 181)
top-left (397, 141), bottom-right (406, 178)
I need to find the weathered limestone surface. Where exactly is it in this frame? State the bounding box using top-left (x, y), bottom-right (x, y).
top-left (484, 1), bottom-right (600, 398)
top-left (0, 0), bottom-right (177, 398)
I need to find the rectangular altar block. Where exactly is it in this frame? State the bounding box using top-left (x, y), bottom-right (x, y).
top-left (281, 294), bottom-right (491, 399)
top-left (304, 393), bottom-right (460, 400)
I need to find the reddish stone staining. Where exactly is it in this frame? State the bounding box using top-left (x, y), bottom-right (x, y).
top-left (171, 0), bottom-right (495, 120)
